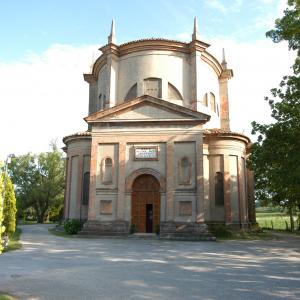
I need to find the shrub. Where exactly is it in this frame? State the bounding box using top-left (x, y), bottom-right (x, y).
top-left (2, 174), bottom-right (17, 237)
top-left (129, 223), bottom-right (137, 234)
top-left (211, 224), bottom-right (233, 238)
top-left (64, 219), bottom-right (82, 235)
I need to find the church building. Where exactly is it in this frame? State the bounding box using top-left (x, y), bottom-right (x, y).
top-left (63, 19), bottom-right (256, 239)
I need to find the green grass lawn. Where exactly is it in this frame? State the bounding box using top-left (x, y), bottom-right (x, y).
top-left (0, 294), bottom-right (17, 300)
top-left (256, 211), bottom-right (298, 230)
top-left (48, 227), bottom-right (74, 238)
top-left (3, 228), bottom-right (22, 253)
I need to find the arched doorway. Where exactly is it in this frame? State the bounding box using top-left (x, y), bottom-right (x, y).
top-left (131, 174), bottom-right (160, 233)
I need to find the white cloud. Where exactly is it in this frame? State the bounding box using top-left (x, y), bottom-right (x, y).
top-left (0, 44), bottom-right (97, 160)
top-left (205, 0), bottom-right (243, 14)
top-left (0, 35), bottom-right (295, 160)
top-left (208, 38), bottom-right (295, 137)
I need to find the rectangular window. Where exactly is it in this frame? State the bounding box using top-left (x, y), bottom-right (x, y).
top-left (144, 78), bottom-right (162, 98)
top-left (82, 172), bottom-right (90, 205)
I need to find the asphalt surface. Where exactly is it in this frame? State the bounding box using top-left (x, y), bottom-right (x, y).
top-left (0, 224), bottom-right (299, 300)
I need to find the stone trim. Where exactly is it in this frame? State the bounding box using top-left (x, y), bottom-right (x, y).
top-left (85, 95), bottom-right (210, 123)
top-left (125, 168), bottom-right (166, 192)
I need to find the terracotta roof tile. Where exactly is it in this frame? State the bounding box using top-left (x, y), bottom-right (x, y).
top-left (203, 128), bottom-right (250, 142)
top-left (119, 38), bottom-right (187, 47)
top-left (63, 131), bottom-right (91, 143)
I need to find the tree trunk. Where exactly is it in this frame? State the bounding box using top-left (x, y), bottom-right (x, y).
top-left (288, 206), bottom-right (294, 231)
top-left (37, 214), bottom-right (44, 223)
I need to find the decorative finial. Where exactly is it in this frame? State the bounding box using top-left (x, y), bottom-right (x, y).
top-left (221, 48), bottom-right (227, 69)
top-left (108, 19), bottom-right (116, 44)
top-left (192, 16), bottom-right (200, 41)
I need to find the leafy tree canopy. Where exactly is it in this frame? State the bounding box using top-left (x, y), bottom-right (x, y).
top-left (9, 142), bottom-right (65, 223)
top-left (250, 0), bottom-right (300, 229)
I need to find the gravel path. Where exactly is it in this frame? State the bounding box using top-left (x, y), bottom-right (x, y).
top-left (0, 224), bottom-right (299, 300)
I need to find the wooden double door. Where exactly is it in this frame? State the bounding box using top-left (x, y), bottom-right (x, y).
top-left (131, 174), bottom-right (160, 233)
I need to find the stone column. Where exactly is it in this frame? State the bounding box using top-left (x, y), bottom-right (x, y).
top-left (189, 51), bottom-right (201, 110)
top-left (76, 154), bottom-right (84, 220)
top-left (203, 154), bottom-right (210, 221)
top-left (106, 54), bottom-right (119, 107)
top-left (117, 142), bottom-right (126, 220)
top-left (64, 157), bottom-right (71, 219)
top-left (238, 157), bottom-right (246, 224)
top-left (83, 74), bottom-right (98, 115)
top-left (247, 169), bottom-right (256, 224)
top-left (196, 138), bottom-right (204, 222)
top-left (88, 139), bottom-right (98, 221)
top-left (166, 141), bottom-right (174, 221)
top-left (219, 69), bottom-right (233, 130)
top-left (224, 154), bottom-right (232, 224)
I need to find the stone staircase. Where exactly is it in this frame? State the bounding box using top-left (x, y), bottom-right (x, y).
top-left (78, 220), bottom-right (129, 238)
top-left (77, 220), bottom-right (216, 241)
top-left (159, 222), bottom-right (216, 241)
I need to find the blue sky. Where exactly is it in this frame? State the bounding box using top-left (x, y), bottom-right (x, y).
top-left (1, 0), bottom-right (283, 61)
top-left (0, 0), bottom-right (295, 159)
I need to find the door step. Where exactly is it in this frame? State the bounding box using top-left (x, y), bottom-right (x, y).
top-left (129, 233), bottom-right (158, 239)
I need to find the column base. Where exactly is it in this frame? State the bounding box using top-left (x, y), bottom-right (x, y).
top-left (79, 220), bottom-right (129, 237)
top-left (160, 221), bottom-right (216, 241)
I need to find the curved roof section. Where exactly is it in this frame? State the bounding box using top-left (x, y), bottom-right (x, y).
top-left (203, 128), bottom-right (251, 144)
top-left (63, 131), bottom-right (91, 144)
top-left (86, 38), bottom-right (224, 82)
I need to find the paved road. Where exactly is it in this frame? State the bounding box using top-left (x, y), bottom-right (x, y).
top-left (0, 225), bottom-right (300, 300)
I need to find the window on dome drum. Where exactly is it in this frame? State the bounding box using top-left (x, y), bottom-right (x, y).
top-left (102, 157), bottom-right (113, 184)
top-left (82, 172), bottom-right (90, 205)
top-left (168, 82), bottom-right (183, 100)
top-left (124, 83), bottom-right (137, 101)
top-left (203, 93), bottom-right (208, 106)
top-left (144, 78), bottom-right (162, 98)
top-left (210, 92), bottom-right (217, 113)
top-left (215, 172), bottom-right (224, 206)
top-left (179, 157), bottom-right (191, 184)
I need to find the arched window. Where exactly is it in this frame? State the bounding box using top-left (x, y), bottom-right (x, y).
top-left (144, 78), bottom-right (162, 98)
top-left (124, 83), bottom-right (137, 101)
top-left (215, 172), bottom-right (224, 206)
top-left (102, 157), bottom-right (113, 184)
top-left (168, 82), bottom-right (183, 100)
top-left (179, 157), bottom-right (191, 184)
top-left (82, 172), bottom-right (90, 205)
top-left (210, 92), bottom-right (216, 113)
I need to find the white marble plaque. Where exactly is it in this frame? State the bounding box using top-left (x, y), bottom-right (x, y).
top-left (134, 147), bottom-right (158, 160)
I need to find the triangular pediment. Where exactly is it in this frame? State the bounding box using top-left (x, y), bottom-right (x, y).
top-left (85, 95), bottom-right (210, 124)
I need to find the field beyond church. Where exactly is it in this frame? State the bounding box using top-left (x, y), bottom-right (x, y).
top-left (256, 207), bottom-right (299, 231)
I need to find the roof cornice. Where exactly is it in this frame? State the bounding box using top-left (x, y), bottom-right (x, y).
top-left (84, 95), bottom-right (211, 125)
top-left (87, 38), bottom-right (224, 80)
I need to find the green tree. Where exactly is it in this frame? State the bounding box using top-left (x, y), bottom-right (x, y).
top-left (2, 173), bottom-right (17, 237)
top-left (9, 143), bottom-right (65, 223)
top-left (250, 0), bottom-right (300, 230)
